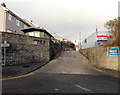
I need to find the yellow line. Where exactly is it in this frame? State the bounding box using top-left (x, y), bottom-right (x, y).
top-left (0, 73), bottom-right (34, 81)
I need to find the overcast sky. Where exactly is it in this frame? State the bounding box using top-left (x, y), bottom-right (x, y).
top-left (3, 0), bottom-right (119, 41)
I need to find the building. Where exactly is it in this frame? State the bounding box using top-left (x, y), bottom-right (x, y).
top-left (53, 33), bottom-right (65, 42)
top-left (0, 3), bottom-right (37, 34)
top-left (81, 31), bottom-right (112, 49)
top-left (21, 27), bottom-right (53, 39)
top-left (72, 40), bottom-right (81, 51)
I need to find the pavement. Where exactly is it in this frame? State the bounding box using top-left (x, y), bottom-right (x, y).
top-left (2, 61), bottom-right (48, 78)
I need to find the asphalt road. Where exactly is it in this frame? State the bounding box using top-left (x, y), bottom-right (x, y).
top-left (2, 50), bottom-right (119, 93)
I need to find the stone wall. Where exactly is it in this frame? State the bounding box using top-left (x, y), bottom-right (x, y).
top-left (1, 32), bottom-right (51, 65)
top-left (80, 46), bottom-right (119, 71)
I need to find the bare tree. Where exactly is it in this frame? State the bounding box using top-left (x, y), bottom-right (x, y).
top-left (104, 17), bottom-right (120, 46)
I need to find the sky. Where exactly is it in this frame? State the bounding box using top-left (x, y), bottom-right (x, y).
top-left (2, 0), bottom-right (119, 41)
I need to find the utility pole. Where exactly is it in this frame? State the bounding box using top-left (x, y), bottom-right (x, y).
top-left (79, 32), bottom-right (81, 50)
top-left (96, 26), bottom-right (98, 47)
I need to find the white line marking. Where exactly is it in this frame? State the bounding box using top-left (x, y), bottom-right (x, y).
top-left (91, 67), bottom-right (104, 72)
top-left (75, 84), bottom-right (91, 92)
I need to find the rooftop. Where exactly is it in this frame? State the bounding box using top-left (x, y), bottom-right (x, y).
top-left (21, 27), bottom-right (53, 37)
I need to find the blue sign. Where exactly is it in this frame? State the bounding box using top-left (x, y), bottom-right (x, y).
top-left (108, 48), bottom-right (119, 57)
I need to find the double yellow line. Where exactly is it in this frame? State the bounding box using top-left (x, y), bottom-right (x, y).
top-left (0, 73), bottom-right (34, 81)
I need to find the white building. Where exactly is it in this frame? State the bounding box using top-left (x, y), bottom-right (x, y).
top-left (72, 40), bottom-right (82, 51)
top-left (81, 31), bottom-right (112, 49)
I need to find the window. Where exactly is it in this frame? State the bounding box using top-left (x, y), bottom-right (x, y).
top-left (8, 14), bottom-right (12, 21)
top-left (29, 32), bottom-right (34, 36)
top-left (43, 41), bottom-right (46, 45)
top-left (33, 40), bottom-right (39, 44)
top-left (40, 32), bottom-right (44, 38)
top-left (40, 40), bottom-right (45, 45)
top-left (35, 32), bottom-right (40, 37)
top-left (85, 39), bottom-right (87, 43)
top-left (16, 19), bottom-right (20, 26)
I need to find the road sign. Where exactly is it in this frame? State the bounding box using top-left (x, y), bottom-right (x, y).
top-left (1, 41), bottom-right (10, 66)
top-left (108, 47), bottom-right (119, 57)
top-left (1, 42), bottom-right (10, 47)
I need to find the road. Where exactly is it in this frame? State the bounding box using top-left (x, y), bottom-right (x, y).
top-left (2, 50), bottom-right (119, 93)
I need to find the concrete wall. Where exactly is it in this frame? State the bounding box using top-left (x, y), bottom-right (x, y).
top-left (1, 32), bottom-right (51, 65)
top-left (80, 46), bottom-right (119, 71)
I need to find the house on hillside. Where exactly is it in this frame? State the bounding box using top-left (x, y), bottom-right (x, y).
top-left (21, 27), bottom-right (53, 39)
top-left (0, 3), bottom-right (38, 34)
top-left (53, 33), bottom-right (65, 42)
top-left (72, 40), bottom-right (81, 51)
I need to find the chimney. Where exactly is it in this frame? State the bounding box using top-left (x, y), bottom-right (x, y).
top-left (0, 2), bottom-right (6, 7)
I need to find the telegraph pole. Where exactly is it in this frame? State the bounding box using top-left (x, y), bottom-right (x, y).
top-left (79, 32), bottom-right (81, 50)
top-left (96, 26), bottom-right (98, 46)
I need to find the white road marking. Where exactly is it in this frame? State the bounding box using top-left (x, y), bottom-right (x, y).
top-left (91, 67), bottom-right (104, 72)
top-left (75, 84), bottom-right (91, 92)
top-left (54, 88), bottom-right (59, 91)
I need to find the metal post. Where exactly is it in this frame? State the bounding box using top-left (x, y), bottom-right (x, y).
top-left (3, 41), bottom-right (6, 66)
top-left (1, 41), bottom-right (10, 66)
top-left (79, 32), bottom-right (81, 50)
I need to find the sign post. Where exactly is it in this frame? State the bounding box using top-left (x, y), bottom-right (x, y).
top-left (1, 41), bottom-right (10, 66)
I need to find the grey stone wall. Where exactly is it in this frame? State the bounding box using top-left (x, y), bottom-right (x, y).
top-left (80, 46), bottom-right (119, 71)
top-left (1, 32), bottom-right (50, 65)
top-left (49, 40), bottom-right (62, 60)
top-left (1, 32), bottom-right (74, 66)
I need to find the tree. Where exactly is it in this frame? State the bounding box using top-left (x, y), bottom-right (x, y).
top-left (63, 39), bottom-right (75, 48)
top-left (104, 17), bottom-right (120, 46)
